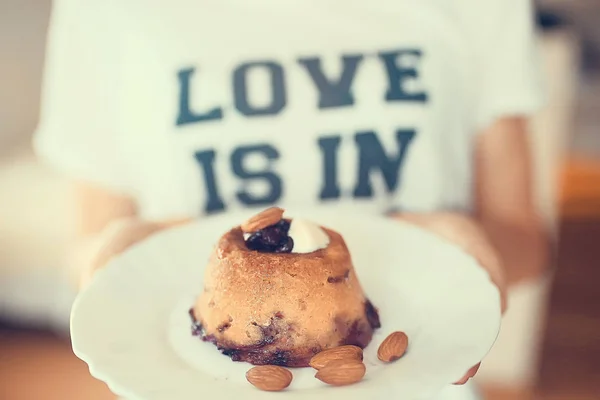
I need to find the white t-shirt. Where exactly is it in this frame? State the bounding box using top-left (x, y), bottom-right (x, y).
top-left (34, 0), bottom-right (543, 221)
top-left (35, 2), bottom-right (541, 398)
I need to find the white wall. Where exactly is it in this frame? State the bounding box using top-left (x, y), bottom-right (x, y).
top-left (0, 0), bottom-right (51, 154)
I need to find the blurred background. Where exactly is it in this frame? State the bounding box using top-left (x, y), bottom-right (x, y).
top-left (1, 0), bottom-right (599, 399)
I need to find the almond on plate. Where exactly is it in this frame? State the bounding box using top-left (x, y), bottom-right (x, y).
top-left (315, 360), bottom-right (366, 386)
top-left (309, 345), bottom-right (363, 370)
top-left (246, 365), bottom-right (293, 391)
top-left (377, 331), bottom-right (409, 362)
top-left (241, 207), bottom-right (285, 233)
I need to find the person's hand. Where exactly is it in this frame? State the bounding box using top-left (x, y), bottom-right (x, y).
top-left (75, 217), bottom-right (191, 290)
top-left (390, 212), bottom-right (507, 385)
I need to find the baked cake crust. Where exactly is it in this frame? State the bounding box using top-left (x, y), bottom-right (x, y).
top-left (191, 225), bottom-right (380, 367)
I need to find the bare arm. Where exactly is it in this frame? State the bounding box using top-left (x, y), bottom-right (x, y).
top-left (72, 182), bottom-right (190, 288)
top-left (475, 117), bottom-right (550, 285)
top-left (396, 118), bottom-right (549, 384)
top-left (74, 181), bottom-right (138, 236)
top-left (393, 117), bottom-right (550, 310)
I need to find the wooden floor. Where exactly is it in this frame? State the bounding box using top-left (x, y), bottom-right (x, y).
top-left (535, 220), bottom-right (600, 400)
top-left (533, 157), bottom-right (600, 400)
top-left (0, 329), bottom-right (114, 400)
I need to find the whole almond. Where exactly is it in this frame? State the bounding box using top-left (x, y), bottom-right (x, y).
top-left (241, 207), bottom-right (285, 233)
top-left (246, 365), bottom-right (293, 391)
top-left (377, 331), bottom-right (409, 362)
top-left (315, 360), bottom-right (366, 386)
top-left (309, 345), bottom-right (363, 370)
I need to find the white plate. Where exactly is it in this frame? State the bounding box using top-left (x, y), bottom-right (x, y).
top-left (71, 211), bottom-right (501, 400)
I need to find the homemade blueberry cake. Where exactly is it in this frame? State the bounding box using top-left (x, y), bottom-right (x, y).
top-left (190, 208), bottom-right (380, 367)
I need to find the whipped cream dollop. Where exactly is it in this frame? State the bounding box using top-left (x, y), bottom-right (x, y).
top-left (288, 218), bottom-right (330, 253)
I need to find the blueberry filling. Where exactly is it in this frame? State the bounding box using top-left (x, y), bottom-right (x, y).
top-left (364, 300), bottom-right (381, 329)
top-left (327, 269), bottom-right (350, 284)
top-left (274, 219), bottom-right (291, 234)
top-left (245, 219), bottom-right (294, 253)
top-left (260, 227), bottom-right (284, 247)
top-left (189, 308), bottom-right (205, 336)
top-left (275, 237), bottom-right (294, 253)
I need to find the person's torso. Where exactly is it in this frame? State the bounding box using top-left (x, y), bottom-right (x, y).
top-left (112, 0), bottom-right (481, 219)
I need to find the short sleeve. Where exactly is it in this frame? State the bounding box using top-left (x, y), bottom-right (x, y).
top-left (467, 0), bottom-right (545, 129)
top-left (33, 0), bottom-right (132, 193)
